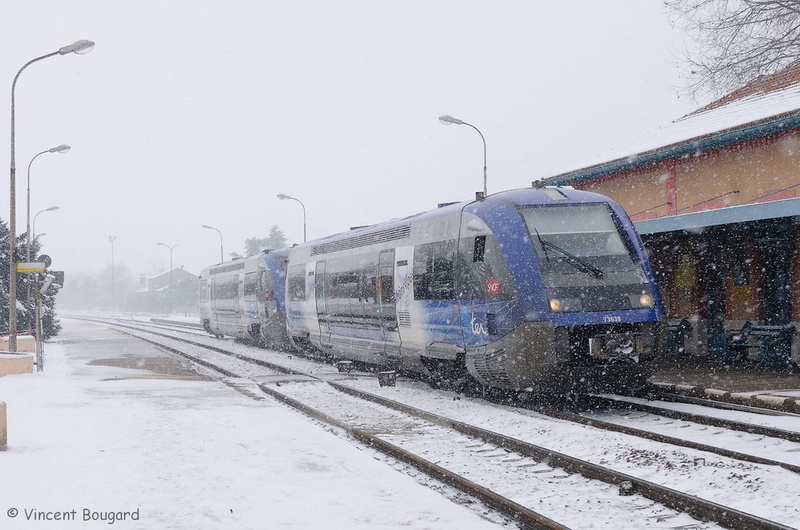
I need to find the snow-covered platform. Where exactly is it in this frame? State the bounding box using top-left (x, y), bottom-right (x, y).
top-left (0, 319), bottom-right (499, 529)
top-left (652, 360), bottom-right (800, 412)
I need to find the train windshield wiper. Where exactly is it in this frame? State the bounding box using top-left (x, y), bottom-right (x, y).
top-left (534, 230), bottom-right (604, 279)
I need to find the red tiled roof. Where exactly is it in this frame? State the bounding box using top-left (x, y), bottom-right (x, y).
top-left (687, 62), bottom-right (800, 116)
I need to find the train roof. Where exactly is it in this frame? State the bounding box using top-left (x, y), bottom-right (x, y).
top-left (199, 247), bottom-right (291, 278)
top-left (290, 186), bottom-right (620, 250)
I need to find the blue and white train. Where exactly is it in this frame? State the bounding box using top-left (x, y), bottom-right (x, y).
top-left (200, 185), bottom-right (666, 392)
top-left (199, 247), bottom-right (292, 351)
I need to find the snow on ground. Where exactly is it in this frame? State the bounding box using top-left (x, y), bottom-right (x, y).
top-left (0, 321), bottom-right (502, 529)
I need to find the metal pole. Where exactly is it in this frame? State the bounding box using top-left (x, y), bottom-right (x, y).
top-left (301, 201), bottom-right (307, 243)
top-left (34, 273), bottom-right (43, 371)
top-left (458, 122), bottom-right (487, 197)
top-left (109, 236), bottom-right (116, 312)
top-left (157, 242), bottom-right (179, 313)
top-left (438, 115), bottom-right (488, 197)
top-left (27, 146), bottom-right (68, 267)
top-left (7, 40), bottom-right (94, 352)
top-left (277, 194), bottom-right (307, 242)
top-left (9, 51), bottom-right (58, 352)
top-left (202, 225), bottom-right (223, 262)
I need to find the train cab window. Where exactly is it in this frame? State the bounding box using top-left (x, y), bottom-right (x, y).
top-left (199, 280), bottom-right (208, 301)
top-left (243, 272), bottom-right (258, 298)
top-left (413, 240), bottom-right (455, 300)
top-left (457, 234), bottom-right (514, 301)
top-left (288, 265), bottom-right (307, 301)
top-left (260, 271), bottom-right (274, 300)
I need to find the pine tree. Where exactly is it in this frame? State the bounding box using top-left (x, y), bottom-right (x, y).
top-left (243, 225), bottom-right (288, 257)
top-left (0, 217), bottom-right (61, 338)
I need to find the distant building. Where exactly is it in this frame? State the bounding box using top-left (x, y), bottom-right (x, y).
top-left (543, 65), bottom-right (800, 361)
top-left (129, 267), bottom-right (199, 315)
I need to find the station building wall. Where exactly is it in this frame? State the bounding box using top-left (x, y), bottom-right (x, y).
top-left (564, 129), bottom-right (800, 361)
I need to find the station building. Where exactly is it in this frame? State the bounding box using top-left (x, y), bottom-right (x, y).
top-left (542, 65), bottom-right (800, 362)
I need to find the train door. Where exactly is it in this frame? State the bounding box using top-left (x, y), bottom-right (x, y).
top-left (393, 246), bottom-right (414, 357)
top-left (315, 260), bottom-right (331, 348)
top-left (235, 272), bottom-right (243, 329)
top-left (378, 249), bottom-right (401, 364)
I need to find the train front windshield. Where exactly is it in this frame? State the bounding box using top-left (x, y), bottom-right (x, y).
top-left (520, 203), bottom-right (655, 313)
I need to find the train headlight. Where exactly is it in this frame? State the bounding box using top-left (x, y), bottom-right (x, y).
top-left (629, 293), bottom-right (654, 308)
top-left (549, 297), bottom-right (581, 312)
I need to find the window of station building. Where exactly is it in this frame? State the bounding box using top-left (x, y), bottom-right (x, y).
top-left (287, 265), bottom-right (307, 301)
top-left (413, 240), bottom-right (456, 300)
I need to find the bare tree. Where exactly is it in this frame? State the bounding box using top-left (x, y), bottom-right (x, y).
top-left (667, 0), bottom-right (800, 99)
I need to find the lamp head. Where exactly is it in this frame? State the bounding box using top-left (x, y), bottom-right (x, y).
top-left (46, 206), bottom-right (60, 212)
top-left (50, 144), bottom-right (71, 154)
top-left (439, 115), bottom-right (463, 126)
top-left (201, 224), bottom-right (212, 229)
top-left (277, 193), bottom-right (291, 200)
top-left (59, 40), bottom-right (95, 55)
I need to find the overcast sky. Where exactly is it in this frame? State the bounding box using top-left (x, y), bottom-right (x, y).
top-left (0, 1), bottom-right (700, 280)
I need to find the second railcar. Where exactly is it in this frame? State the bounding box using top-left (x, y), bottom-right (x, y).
top-left (284, 186), bottom-right (665, 392)
top-left (199, 248), bottom-right (291, 349)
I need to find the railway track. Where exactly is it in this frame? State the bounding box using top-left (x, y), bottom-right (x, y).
top-left (66, 316), bottom-right (800, 529)
top-left (586, 394), bottom-right (800, 443)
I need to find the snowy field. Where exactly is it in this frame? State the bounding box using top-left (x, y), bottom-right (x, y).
top-left (0, 321), bottom-right (502, 529)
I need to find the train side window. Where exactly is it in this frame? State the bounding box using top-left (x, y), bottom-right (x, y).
top-left (413, 240), bottom-right (455, 300)
top-left (473, 235), bottom-right (486, 263)
top-left (287, 265), bottom-right (306, 301)
top-left (214, 277), bottom-right (238, 301)
top-left (199, 280), bottom-right (208, 302)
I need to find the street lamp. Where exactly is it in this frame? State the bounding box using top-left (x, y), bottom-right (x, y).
top-left (157, 242), bottom-right (179, 314)
top-left (277, 193), bottom-right (306, 243)
top-left (27, 145), bottom-right (69, 266)
top-left (439, 114), bottom-right (488, 197)
top-left (32, 206), bottom-right (59, 241)
top-left (7, 39), bottom-right (95, 352)
top-left (25, 205), bottom-right (59, 333)
top-left (109, 236), bottom-right (116, 313)
top-left (201, 225), bottom-right (224, 262)
top-left (28, 206), bottom-right (58, 244)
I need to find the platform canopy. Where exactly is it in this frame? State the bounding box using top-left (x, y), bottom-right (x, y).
top-left (634, 197), bottom-right (800, 235)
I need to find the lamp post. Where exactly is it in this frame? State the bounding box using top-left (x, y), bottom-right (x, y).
top-left (157, 242), bottom-right (179, 314)
top-left (438, 114), bottom-right (488, 197)
top-left (109, 236), bottom-right (116, 313)
top-left (277, 193), bottom-right (306, 243)
top-left (8, 39), bottom-right (95, 352)
top-left (26, 205), bottom-right (59, 334)
top-left (27, 145), bottom-right (69, 264)
top-left (201, 225), bottom-right (224, 262)
top-left (32, 206), bottom-right (59, 242)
